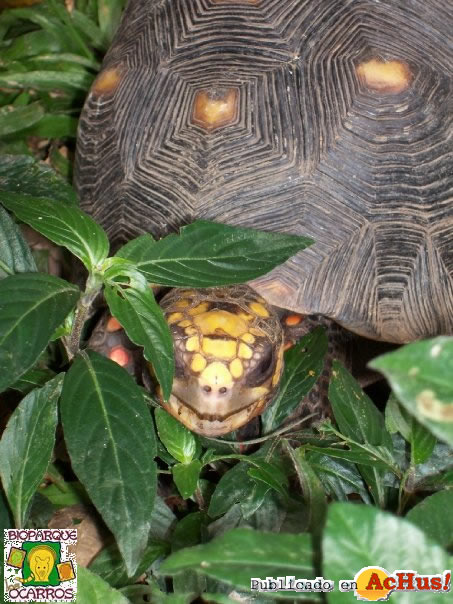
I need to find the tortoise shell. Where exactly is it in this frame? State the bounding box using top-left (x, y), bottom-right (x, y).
top-left (75, 0), bottom-right (453, 344)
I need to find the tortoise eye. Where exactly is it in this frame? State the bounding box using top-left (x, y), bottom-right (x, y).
top-left (246, 345), bottom-right (275, 387)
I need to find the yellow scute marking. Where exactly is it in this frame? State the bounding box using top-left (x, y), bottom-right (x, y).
top-left (178, 320), bottom-right (192, 327)
top-left (241, 332), bottom-right (255, 344)
top-left (92, 67), bottom-right (122, 94)
top-left (191, 354), bottom-right (207, 373)
top-left (201, 362), bottom-right (233, 387)
top-left (174, 298), bottom-right (191, 308)
top-left (249, 327), bottom-right (265, 337)
top-left (168, 312), bottom-right (183, 324)
top-left (185, 326), bottom-right (198, 336)
top-left (238, 342), bottom-right (253, 359)
top-left (229, 358), bottom-right (243, 379)
top-left (189, 302), bottom-right (210, 316)
top-left (202, 337), bottom-right (237, 359)
top-left (186, 336), bottom-right (199, 352)
top-left (194, 310), bottom-right (248, 337)
top-left (356, 58), bottom-right (412, 94)
top-left (249, 301), bottom-right (270, 317)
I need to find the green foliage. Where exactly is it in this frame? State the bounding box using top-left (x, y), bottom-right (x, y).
top-left (0, 2), bottom-right (451, 601)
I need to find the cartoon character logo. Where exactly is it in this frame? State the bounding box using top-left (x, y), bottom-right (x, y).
top-left (18, 545), bottom-right (57, 584)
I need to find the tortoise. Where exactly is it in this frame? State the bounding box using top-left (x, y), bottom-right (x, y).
top-left (75, 0), bottom-right (453, 436)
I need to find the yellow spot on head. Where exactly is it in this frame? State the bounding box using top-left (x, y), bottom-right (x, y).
top-left (238, 342), bottom-right (253, 359)
top-left (186, 336), bottom-right (199, 352)
top-left (174, 298), bottom-right (191, 308)
top-left (185, 326), bottom-right (198, 336)
top-left (189, 302), bottom-right (210, 316)
top-left (168, 312), bottom-right (183, 324)
top-left (356, 59), bottom-right (412, 94)
top-left (249, 327), bottom-right (265, 337)
top-left (241, 332), bottom-right (255, 344)
top-left (229, 358), bottom-right (243, 379)
top-left (92, 67), bottom-right (122, 95)
top-left (249, 301), bottom-right (270, 317)
top-left (202, 337), bottom-right (237, 359)
top-left (200, 362), bottom-right (233, 387)
top-left (194, 310), bottom-right (248, 337)
top-left (191, 353), bottom-right (207, 373)
top-left (178, 319), bottom-right (192, 328)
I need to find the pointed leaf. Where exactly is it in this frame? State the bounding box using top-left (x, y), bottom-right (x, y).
top-left (329, 362), bottom-right (393, 507)
top-left (60, 351), bottom-right (157, 575)
top-left (0, 70), bottom-right (94, 92)
top-left (159, 528), bottom-right (318, 600)
top-left (406, 490), bottom-right (453, 549)
top-left (285, 445), bottom-right (326, 535)
top-left (323, 503), bottom-right (453, 604)
top-left (371, 337), bottom-right (453, 447)
top-left (77, 567), bottom-right (129, 604)
top-left (104, 280), bottom-right (173, 400)
top-left (117, 220), bottom-right (313, 287)
top-left (262, 327), bottom-right (328, 432)
top-left (1, 194), bottom-right (109, 270)
top-left (0, 154), bottom-right (77, 204)
top-left (0, 375), bottom-right (62, 527)
top-left (0, 206), bottom-right (36, 278)
top-left (306, 451), bottom-right (371, 503)
top-left (172, 460), bottom-right (202, 500)
top-left (0, 273), bottom-right (79, 392)
top-left (155, 407), bottom-right (200, 464)
top-left (0, 102), bottom-right (45, 137)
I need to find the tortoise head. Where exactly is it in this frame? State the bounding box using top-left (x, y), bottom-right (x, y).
top-left (158, 285), bottom-right (284, 436)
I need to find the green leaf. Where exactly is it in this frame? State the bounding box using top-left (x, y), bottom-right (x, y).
top-left (262, 327), bottom-right (328, 432)
top-left (247, 460), bottom-right (289, 499)
top-left (172, 460), bottom-right (202, 500)
top-left (39, 481), bottom-right (89, 508)
top-left (60, 351), bottom-right (157, 576)
top-left (410, 419), bottom-right (437, 465)
top-left (208, 461), bottom-right (269, 520)
top-left (285, 444), bottom-right (326, 536)
top-left (23, 114), bottom-right (79, 139)
top-left (371, 337), bottom-right (453, 447)
top-left (329, 362), bottom-right (393, 507)
top-left (149, 496), bottom-right (177, 541)
top-left (159, 528), bottom-right (318, 600)
top-left (89, 540), bottom-right (168, 588)
top-left (0, 205), bottom-right (36, 278)
top-left (117, 220), bottom-right (313, 287)
top-left (77, 567), bottom-right (129, 604)
top-left (1, 194), bottom-right (109, 270)
top-left (305, 451), bottom-right (371, 503)
top-left (0, 375), bottom-right (62, 527)
top-left (0, 273), bottom-right (79, 392)
top-left (0, 70), bottom-right (94, 92)
top-left (9, 367), bottom-right (55, 394)
top-left (0, 154), bottom-right (77, 204)
top-left (104, 277), bottom-right (173, 401)
top-left (97, 0), bottom-right (126, 45)
top-left (323, 502), bottom-right (453, 604)
top-left (406, 490), bottom-right (453, 549)
top-left (155, 407), bottom-right (200, 464)
top-left (0, 103), bottom-right (45, 137)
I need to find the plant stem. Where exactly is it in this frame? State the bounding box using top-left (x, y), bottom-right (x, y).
top-left (66, 273), bottom-right (103, 358)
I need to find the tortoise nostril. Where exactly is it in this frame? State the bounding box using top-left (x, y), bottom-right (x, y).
top-left (219, 387), bottom-right (227, 394)
top-left (203, 385), bottom-right (212, 393)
